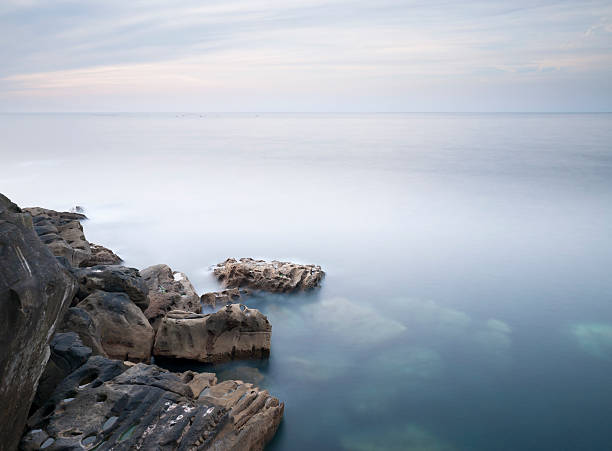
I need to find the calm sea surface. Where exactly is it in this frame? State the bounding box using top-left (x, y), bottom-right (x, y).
top-left (2, 113), bottom-right (612, 450)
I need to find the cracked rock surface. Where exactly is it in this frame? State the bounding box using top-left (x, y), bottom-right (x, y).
top-left (214, 258), bottom-right (324, 293)
top-left (22, 356), bottom-right (283, 451)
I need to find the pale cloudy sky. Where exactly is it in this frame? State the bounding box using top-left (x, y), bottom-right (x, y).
top-left (1, 0), bottom-right (611, 112)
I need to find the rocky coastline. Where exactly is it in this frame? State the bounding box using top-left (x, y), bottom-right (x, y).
top-left (0, 194), bottom-right (324, 451)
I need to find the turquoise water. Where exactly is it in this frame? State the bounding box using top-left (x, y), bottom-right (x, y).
top-left (2, 113), bottom-right (612, 450)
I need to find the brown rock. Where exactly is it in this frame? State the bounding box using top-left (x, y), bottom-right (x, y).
top-left (201, 287), bottom-right (249, 308)
top-left (153, 304), bottom-right (271, 363)
top-left (77, 290), bottom-right (154, 362)
top-left (79, 243), bottom-right (122, 267)
top-left (24, 207), bottom-right (91, 267)
top-left (141, 264), bottom-right (200, 330)
top-left (214, 257), bottom-right (324, 293)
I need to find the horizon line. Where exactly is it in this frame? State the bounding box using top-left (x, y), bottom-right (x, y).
top-left (1, 111), bottom-right (611, 115)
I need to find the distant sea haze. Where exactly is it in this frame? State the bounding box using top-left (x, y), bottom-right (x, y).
top-left (3, 112), bottom-right (612, 450)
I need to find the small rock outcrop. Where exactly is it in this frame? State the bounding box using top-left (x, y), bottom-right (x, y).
top-left (73, 264), bottom-right (149, 311)
top-left (77, 290), bottom-right (154, 362)
top-left (141, 264), bottom-right (201, 330)
top-left (154, 304), bottom-right (271, 363)
top-left (0, 194), bottom-right (78, 451)
top-left (23, 207), bottom-right (91, 267)
top-left (214, 258), bottom-right (324, 293)
top-left (23, 356), bottom-right (283, 451)
top-left (80, 243), bottom-right (123, 267)
top-left (201, 287), bottom-right (249, 308)
top-left (32, 332), bottom-right (92, 412)
top-left (58, 307), bottom-right (107, 356)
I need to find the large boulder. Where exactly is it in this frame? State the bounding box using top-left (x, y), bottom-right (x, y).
top-left (72, 265), bottom-right (149, 311)
top-left (32, 332), bottom-right (91, 412)
top-left (58, 307), bottom-right (107, 356)
top-left (22, 356), bottom-right (284, 451)
top-left (80, 243), bottom-right (123, 267)
top-left (141, 264), bottom-right (200, 330)
top-left (214, 258), bottom-right (324, 293)
top-left (0, 194), bottom-right (78, 451)
top-left (23, 207), bottom-right (91, 267)
top-left (77, 290), bottom-right (154, 362)
top-left (153, 304), bottom-right (271, 363)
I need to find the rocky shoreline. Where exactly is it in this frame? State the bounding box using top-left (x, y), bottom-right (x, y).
top-left (0, 194), bottom-right (324, 451)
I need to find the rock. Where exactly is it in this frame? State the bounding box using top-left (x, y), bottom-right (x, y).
top-left (179, 371), bottom-right (217, 398)
top-left (23, 207), bottom-right (91, 267)
top-left (77, 290), bottom-right (155, 362)
top-left (32, 332), bottom-right (92, 412)
top-left (58, 307), bottom-right (107, 356)
top-left (80, 243), bottom-right (123, 267)
top-left (141, 264), bottom-right (200, 330)
top-left (0, 194), bottom-right (78, 451)
top-left (72, 265), bottom-right (149, 311)
top-left (201, 287), bottom-right (250, 308)
top-left (214, 257), bottom-right (324, 293)
top-left (153, 304), bottom-right (271, 363)
top-left (198, 379), bottom-right (284, 450)
top-left (23, 356), bottom-right (283, 451)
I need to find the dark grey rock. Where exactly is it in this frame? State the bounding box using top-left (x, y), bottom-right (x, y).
top-left (58, 307), bottom-right (107, 357)
top-left (72, 265), bottom-right (148, 311)
top-left (0, 194), bottom-right (78, 451)
top-left (32, 332), bottom-right (92, 412)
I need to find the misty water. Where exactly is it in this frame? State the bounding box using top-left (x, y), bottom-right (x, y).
top-left (2, 113), bottom-right (612, 450)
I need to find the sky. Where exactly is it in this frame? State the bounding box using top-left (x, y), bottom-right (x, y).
top-left (0, 0), bottom-right (611, 112)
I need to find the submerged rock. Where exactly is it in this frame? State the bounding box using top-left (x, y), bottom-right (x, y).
top-left (214, 257), bottom-right (324, 293)
top-left (153, 304), bottom-right (271, 363)
top-left (141, 264), bottom-right (200, 330)
top-left (73, 264), bottom-right (149, 311)
top-left (0, 194), bottom-right (78, 451)
top-left (201, 287), bottom-right (250, 308)
top-left (80, 243), bottom-right (123, 267)
top-left (23, 206), bottom-right (91, 267)
top-left (23, 356), bottom-right (283, 451)
top-left (77, 290), bottom-right (154, 362)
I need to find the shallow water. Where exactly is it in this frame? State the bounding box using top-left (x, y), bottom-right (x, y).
top-left (2, 113), bottom-right (612, 450)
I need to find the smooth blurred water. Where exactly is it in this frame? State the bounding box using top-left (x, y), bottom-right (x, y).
top-left (2, 113), bottom-right (612, 450)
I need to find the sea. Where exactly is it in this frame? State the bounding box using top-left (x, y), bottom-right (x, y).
top-left (2, 112), bottom-right (612, 450)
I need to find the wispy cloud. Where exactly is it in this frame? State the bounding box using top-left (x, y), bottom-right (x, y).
top-left (1, 0), bottom-right (611, 111)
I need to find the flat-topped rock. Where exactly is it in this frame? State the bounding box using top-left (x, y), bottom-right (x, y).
top-left (77, 290), bottom-right (154, 362)
top-left (214, 257), bottom-right (324, 293)
top-left (0, 194), bottom-right (78, 451)
top-left (141, 264), bottom-right (201, 330)
top-left (24, 206), bottom-right (91, 267)
top-left (23, 356), bottom-right (283, 451)
top-left (154, 304), bottom-right (271, 363)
